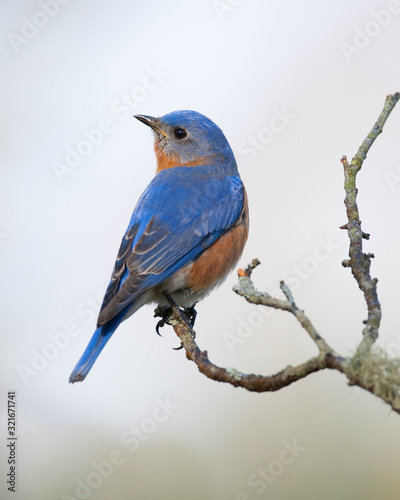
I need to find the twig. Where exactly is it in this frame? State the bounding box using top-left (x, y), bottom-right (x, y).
top-left (233, 276), bottom-right (334, 355)
top-left (341, 92), bottom-right (400, 354)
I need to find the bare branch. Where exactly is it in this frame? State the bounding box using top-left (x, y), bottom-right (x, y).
top-left (233, 275), bottom-right (334, 355)
top-left (156, 93), bottom-right (400, 415)
top-left (341, 92), bottom-right (400, 354)
top-left (162, 303), bottom-right (344, 393)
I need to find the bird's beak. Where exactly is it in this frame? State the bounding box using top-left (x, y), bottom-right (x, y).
top-left (134, 114), bottom-right (167, 137)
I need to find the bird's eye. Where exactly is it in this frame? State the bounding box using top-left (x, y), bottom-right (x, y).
top-left (173, 127), bottom-right (188, 140)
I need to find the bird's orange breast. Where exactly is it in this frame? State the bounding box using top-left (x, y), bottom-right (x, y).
top-left (185, 189), bottom-right (249, 291)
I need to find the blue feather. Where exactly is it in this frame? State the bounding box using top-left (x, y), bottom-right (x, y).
top-left (97, 166), bottom-right (244, 322)
top-left (69, 310), bottom-right (127, 383)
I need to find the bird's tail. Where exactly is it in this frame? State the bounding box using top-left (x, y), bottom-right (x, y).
top-left (69, 322), bottom-right (119, 383)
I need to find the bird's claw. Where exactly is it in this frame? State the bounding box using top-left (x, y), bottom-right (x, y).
top-left (154, 306), bottom-right (173, 336)
top-left (155, 320), bottom-right (164, 336)
top-left (154, 297), bottom-right (197, 348)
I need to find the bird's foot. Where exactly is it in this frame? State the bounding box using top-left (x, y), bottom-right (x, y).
top-left (182, 305), bottom-right (197, 328)
top-left (154, 294), bottom-right (198, 350)
top-left (154, 305), bottom-right (173, 336)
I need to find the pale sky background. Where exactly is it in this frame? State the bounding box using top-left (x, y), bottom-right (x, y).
top-left (1, 1), bottom-right (400, 499)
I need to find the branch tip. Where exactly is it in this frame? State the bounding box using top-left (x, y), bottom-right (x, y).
top-left (239, 258), bottom-right (261, 278)
top-left (279, 280), bottom-right (295, 305)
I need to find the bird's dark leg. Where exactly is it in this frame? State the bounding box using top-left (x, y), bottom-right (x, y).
top-left (163, 293), bottom-right (196, 333)
top-left (163, 293), bottom-right (197, 349)
top-left (182, 305), bottom-right (197, 327)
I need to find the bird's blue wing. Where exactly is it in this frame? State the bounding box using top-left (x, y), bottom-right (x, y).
top-left (97, 165), bottom-right (244, 326)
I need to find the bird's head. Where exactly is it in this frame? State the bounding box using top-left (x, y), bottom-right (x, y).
top-left (134, 110), bottom-right (235, 172)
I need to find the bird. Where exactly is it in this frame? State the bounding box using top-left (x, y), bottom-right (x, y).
top-left (69, 110), bottom-right (249, 383)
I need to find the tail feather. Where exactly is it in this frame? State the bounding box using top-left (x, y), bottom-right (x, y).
top-left (69, 296), bottom-right (149, 384)
top-left (69, 323), bottom-right (118, 383)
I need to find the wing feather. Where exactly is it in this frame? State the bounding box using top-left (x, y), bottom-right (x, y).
top-left (97, 166), bottom-right (244, 326)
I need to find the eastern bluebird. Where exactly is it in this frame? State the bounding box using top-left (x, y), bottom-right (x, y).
top-left (69, 110), bottom-right (249, 383)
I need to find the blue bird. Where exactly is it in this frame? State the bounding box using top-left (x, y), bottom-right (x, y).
top-left (69, 110), bottom-right (249, 383)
